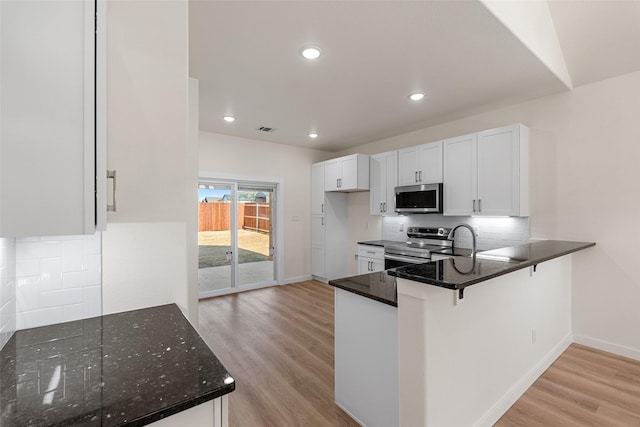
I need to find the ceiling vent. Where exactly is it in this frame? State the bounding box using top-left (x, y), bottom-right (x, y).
top-left (257, 126), bottom-right (275, 133)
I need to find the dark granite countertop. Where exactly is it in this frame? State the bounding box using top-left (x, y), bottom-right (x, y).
top-left (357, 240), bottom-right (403, 247)
top-left (0, 304), bottom-right (235, 427)
top-left (329, 271), bottom-right (397, 307)
top-left (388, 240), bottom-right (595, 290)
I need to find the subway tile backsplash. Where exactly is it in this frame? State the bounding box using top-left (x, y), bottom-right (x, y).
top-left (15, 234), bottom-right (101, 330)
top-left (382, 215), bottom-right (529, 251)
top-left (0, 238), bottom-right (17, 350)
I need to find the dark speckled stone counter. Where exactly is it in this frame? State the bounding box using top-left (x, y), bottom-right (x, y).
top-left (329, 271), bottom-right (397, 307)
top-left (0, 304), bottom-right (234, 427)
top-left (357, 240), bottom-right (404, 247)
top-left (388, 240), bottom-right (595, 290)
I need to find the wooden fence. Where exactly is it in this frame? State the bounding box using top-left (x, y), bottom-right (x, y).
top-left (198, 202), bottom-right (271, 233)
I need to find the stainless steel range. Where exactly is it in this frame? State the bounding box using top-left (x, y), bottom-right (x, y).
top-left (384, 227), bottom-right (452, 269)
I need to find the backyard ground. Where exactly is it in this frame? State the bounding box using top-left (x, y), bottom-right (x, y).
top-left (198, 229), bottom-right (270, 256)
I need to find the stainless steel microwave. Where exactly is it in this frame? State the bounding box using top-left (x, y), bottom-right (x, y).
top-left (394, 183), bottom-right (443, 214)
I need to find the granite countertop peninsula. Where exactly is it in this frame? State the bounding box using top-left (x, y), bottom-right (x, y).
top-left (329, 271), bottom-right (398, 307)
top-left (357, 240), bottom-right (403, 247)
top-left (388, 240), bottom-right (595, 290)
top-left (0, 304), bottom-right (235, 427)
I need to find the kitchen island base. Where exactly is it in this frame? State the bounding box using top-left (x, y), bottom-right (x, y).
top-left (398, 255), bottom-right (573, 426)
top-left (151, 396), bottom-right (228, 427)
top-left (335, 288), bottom-right (399, 427)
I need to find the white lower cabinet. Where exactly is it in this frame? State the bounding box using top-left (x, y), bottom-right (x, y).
top-left (357, 245), bottom-right (385, 274)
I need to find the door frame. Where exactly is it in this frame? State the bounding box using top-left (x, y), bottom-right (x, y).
top-left (198, 173), bottom-right (284, 298)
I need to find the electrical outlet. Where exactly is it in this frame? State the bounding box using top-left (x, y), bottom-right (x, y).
top-left (473, 226), bottom-right (479, 236)
top-left (532, 329), bottom-right (537, 344)
top-left (399, 223), bottom-right (404, 232)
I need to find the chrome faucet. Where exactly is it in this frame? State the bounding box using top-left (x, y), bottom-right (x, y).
top-left (447, 224), bottom-right (477, 258)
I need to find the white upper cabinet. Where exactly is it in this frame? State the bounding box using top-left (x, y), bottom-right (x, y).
top-left (443, 133), bottom-right (477, 216)
top-left (398, 141), bottom-right (443, 186)
top-left (324, 154), bottom-right (370, 192)
top-left (370, 151), bottom-right (398, 216)
top-left (0, 0), bottom-right (106, 237)
top-left (443, 124), bottom-right (529, 217)
top-left (311, 162), bottom-right (325, 215)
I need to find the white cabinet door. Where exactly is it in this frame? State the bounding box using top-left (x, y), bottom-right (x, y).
top-left (0, 0), bottom-right (105, 237)
top-left (311, 215), bottom-right (325, 277)
top-left (357, 245), bottom-right (385, 274)
top-left (418, 141), bottom-right (443, 184)
top-left (370, 151), bottom-right (397, 216)
top-left (370, 155), bottom-right (384, 215)
top-left (398, 141), bottom-right (442, 186)
top-left (443, 133), bottom-right (477, 216)
top-left (324, 154), bottom-right (369, 192)
top-left (324, 159), bottom-right (340, 191)
top-left (383, 151), bottom-right (398, 215)
top-left (311, 162), bottom-right (325, 215)
top-left (477, 124), bottom-right (528, 216)
top-left (340, 155), bottom-right (358, 189)
top-left (444, 125), bottom-right (529, 217)
top-left (358, 257), bottom-right (385, 274)
top-left (398, 146), bottom-right (421, 186)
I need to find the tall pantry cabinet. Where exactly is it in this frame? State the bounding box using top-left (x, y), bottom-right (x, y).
top-left (311, 162), bottom-right (348, 281)
top-left (0, 0), bottom-right (106, 237)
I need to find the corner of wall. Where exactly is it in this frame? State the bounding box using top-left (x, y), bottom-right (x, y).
top-left (0, 237), bottom-right (17, 350)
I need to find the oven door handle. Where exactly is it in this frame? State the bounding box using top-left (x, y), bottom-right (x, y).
top-left (384, 253), bottom-right (429, 264)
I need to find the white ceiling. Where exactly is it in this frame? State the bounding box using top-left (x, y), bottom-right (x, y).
top-left (189, 1), bottom-right (640, 152)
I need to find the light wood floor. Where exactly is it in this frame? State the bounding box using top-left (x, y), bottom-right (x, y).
top-left (199, 280), bottom-right (640, 426)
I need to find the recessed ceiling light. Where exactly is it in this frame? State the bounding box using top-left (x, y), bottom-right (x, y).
top-left (301, 46), bottom-right (322, 60)
top-left (223, 115), bottom-right (236, 123)
top-left (309, 133), bottom-right (319, 139)
top-left (409, 92), bottom-right (425, 101)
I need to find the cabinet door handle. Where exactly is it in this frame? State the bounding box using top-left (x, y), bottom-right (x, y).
top-left (472, 199), bottom-right (476, 213)
top-left (478, 199), bottom-right (482, 213)
top-left (321, 203), bottom-right (324, 213)
top-left (321, 217), bottom-right (324, 226)
top-left (369, 261), bottom-right (373, 271)
top-left (383, 202), bottom-right (386, 212)
top-left (107, 170), bottom-right (117, 212)
top-left (415, 171), bottom-right (418, 182)
top-left (419, 171), bottom-right (422, 182)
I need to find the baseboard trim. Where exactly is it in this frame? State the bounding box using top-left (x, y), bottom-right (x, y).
top-left (280, 275), bottom-right (313, 285)
top-left (574, 334), bottom-right (640, 361)
top-left (335, 401), bottom-right (366, 427)
top-left (474, 333), bottom-right (573, 427)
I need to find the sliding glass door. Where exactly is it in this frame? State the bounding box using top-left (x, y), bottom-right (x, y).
top-left (198, 179), bottom-right (277, 298)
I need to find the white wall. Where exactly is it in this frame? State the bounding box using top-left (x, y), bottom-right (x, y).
top-left (199, 131), bottom-right (331, 283)
top-left (343, 71), bottom-right (640, 359)
top-left (102, 0), bottom-right (197, 323)
top-left (0, 237), bottom-right (15, 350)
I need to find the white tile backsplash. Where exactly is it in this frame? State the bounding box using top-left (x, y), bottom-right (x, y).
top-left (15, 233), bottom-right (102, 330)
top-left (63, 239), bottom-right (85, 272)
top-left (382, 215), bottom-right (529, 251)
top-left (0, 238), bottom-right (17, 351)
